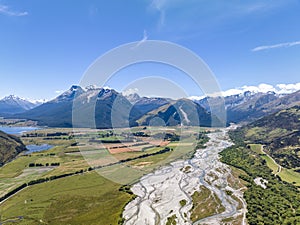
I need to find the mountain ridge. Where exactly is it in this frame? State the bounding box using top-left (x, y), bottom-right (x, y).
top-left (3, 84), bottom-right (300, 128)
top-left (0, 130), bottom-right (27, 166)
top-left (0, 95), bottom-right (41, 116)
top-left (9, 85), bottom-right (214, 128)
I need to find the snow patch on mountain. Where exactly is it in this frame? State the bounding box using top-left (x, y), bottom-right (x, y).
top-left (0, 95), bottom-right (39, 110)
top-left (189, 82), bottom-right (300, 100)
top-left (179, 106), bottom-right (190, 125)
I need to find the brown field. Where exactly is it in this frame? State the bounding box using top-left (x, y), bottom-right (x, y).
top-left (107, 141), bottom-right (170, 154)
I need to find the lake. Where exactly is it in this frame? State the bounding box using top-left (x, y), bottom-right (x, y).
top-left (25, 144), bottom-right (54, 154)
top-left (0, 126), bottom-right (40, 135)
top-left (0, 126), bottom-right (53, 154)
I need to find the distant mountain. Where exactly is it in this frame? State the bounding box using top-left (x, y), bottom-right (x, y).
top-left (0, 95), bottom-right (38, 116)
top-left (11, 85), bottom-right (219, 128)
top-left (13, 85), bottom-right (140, 128)
top-left (124, 93), bottom-right (141, 104)
top-left (225, 91), bottom-right (278, 123)
top-left (73, 87), bottom-right (139, 128)
top-left (129, 97), bottom-right (170, 121)
top-left (124, 93), bottom-right (170, 118)
top-left (194, 90), bottom-right (300, 124)
top-left (137, 98), bottom-right (223, 127)
top-left (234, 105), bottom-right (300, 169)
top-left (11, 85), bottom-right (300, 128)
top-left (261, 90), bottom-right (300, 112)
top-left (11, 85), bottom-right (83, 127)
top-left (0, 130), bottom-right (27, 166)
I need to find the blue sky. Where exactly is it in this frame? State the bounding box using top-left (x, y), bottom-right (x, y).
top-left (0, 0), bottom-right (300, 100)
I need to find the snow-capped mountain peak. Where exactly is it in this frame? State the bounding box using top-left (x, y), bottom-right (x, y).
top-left (52, 85), bottom-right (85, 103)
top-left (84, 85), bottom-right (101, 91)
top-left (0, 95), bottom-right (38, 113)
top-left (3, 95), bottom-right (25, 101)
top-left (189, 82), bottom-right (300, 101)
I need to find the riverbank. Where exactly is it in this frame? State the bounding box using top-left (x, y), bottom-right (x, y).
top-left (123, 129), bottom-right (247, 225)
top-left (0, 126), bottom-right (40, 135)
top-left (0, 118), bottom-right (38, 128)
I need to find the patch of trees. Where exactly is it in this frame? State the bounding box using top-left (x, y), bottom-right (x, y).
top-left (28, 162), bottom-right (60, 167)
top-left (117, 191), bottom-right (137, 225)
top-left (109, 142), bottom-right (150, 149)
top-left (0, 183), bottom-right (27, 202)
top-left (22, 132), bottom-right (70, 138)
top-left (22, 133), bottom-right (44, 138)
top-left (167, 133), bottom-right (180, 141)
top-left (70, 142), bottom-right (79, 146)
top-left (88, 147), bottom-right (173, 171)
top-left (118, 147), bottom-right (172, 164)
top-left (25, 170), bottom-right (85, 186)
top-left (43, 136), bottom-right (73, 140)
top-left (89, 139), bottom-right (133, 144)
top-left (195, 133), bottom-right (209, 149)
top-left (132, 132), bottom-right (150, 137)
top-left (119, 185), bottom-right (133, 195)
top-left (24, 153), bottom-right (56, 157)
top-left (220, 133), bottom-right (300, 224)
top-left (46, 132), bottom-right (68, 137)
top-left (273, 153), bottom-right (300, 169)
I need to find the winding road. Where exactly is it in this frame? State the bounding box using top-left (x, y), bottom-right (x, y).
top-left (123, 129), bottom-right (247, 225)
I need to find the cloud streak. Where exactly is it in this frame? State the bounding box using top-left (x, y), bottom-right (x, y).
top-left (0, 4), bottom-right (28, 17)
top-left (151, 0), bottom-right (167, 27)
top-left (252, 41), bottom-right (300, 52)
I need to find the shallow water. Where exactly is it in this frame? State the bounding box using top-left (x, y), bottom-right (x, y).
top-left (0, 126), bottom-right (39, 135)
top-left (25, 144), bottom-right (53, 154)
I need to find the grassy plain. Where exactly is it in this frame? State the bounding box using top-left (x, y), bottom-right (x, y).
top-left (0, 172), bottom-right (132, 225)
top-left (249, 144), bottom-right (300, 186)
top-left (0, 126), bottom-right (209, 224)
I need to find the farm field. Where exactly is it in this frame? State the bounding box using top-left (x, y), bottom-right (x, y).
top-left (0, 126), bottom-right (210, 224)
top-left (0, 172), bottom-right (132, 225)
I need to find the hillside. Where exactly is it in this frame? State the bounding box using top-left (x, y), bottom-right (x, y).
top-left (234, 105), bottom-right (300, 169)
top-left (0, 131), bottom-right (27, 166)
top-left (138, 98), bottom-right (223, 127)
top-left (195, 90), bottom-right (300, 124)
top-left (129, 96), bottom-right (169, 120)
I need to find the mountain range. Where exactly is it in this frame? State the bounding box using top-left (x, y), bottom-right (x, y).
top-left (9, 85), bottom-right (214, 128)
top-left (1, 85), bottom-right (300, 128)
top-left (195, 90), bottom-right (300, 124)
top-left (0, 95), bottom-right (40, 117)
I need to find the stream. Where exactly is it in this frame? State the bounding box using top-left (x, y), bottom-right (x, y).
top-left (122, 128), bottom-right (247, 225)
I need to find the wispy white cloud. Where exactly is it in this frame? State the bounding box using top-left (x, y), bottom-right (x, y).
top-left (122, 88), bottom-right (139, 96)
top-left (252, 41), bottom-right (300, 52)
top-left (276, 83), bottom-right (300, 94)
top-left (151, 0), bottom-right (167, 27)
top-left (28, 98), bottom-right (47, 104)
top-left (0, 4), bottom-right (28, 17)
top-left (135, 30), bottom-right (148, 47)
